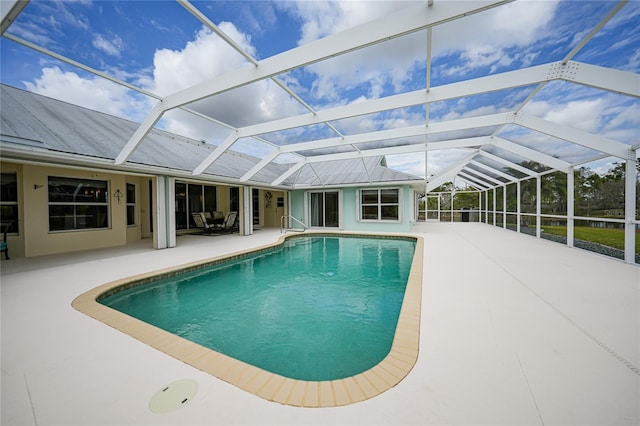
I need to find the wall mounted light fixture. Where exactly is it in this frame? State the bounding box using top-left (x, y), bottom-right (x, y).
top-left (33, 184), bottom-right (44, 190)
top-left (113, 189), bottom-right (123, 204)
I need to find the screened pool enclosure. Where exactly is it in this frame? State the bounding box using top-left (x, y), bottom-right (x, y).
top-left (0, 0), bottom-right (638, 263)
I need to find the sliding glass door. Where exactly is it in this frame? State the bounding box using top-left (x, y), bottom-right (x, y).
top-left (175, 182), bottom-right (217, 230)
top-left (309, 191), bottom-right (339, 228)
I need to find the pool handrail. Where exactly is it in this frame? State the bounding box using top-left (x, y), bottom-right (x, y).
top-left (280, 215), bottom-right (307, 233)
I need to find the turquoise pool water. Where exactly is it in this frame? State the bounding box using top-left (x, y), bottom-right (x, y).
top-left (100, 235), bottom-right (416, 381)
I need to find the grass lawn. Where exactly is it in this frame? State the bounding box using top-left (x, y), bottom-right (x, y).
top-left (541, 225), bottom-right (640, 254)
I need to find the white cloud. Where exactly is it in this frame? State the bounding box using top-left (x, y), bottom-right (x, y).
top-left (331, 104), bottom-right (425, 136)
top-left (434, 102), bottom-right (508, 123)
top-left (387, 148), bottom-right (480, 180)
top-left (385, 153), bottom-right (425, 178)
top-left (432, 1), bottom-right (558, 75)
top-left (427, 149), bottom-right (476, 176)
top-left (19, 21), bottom-right (308, 153)
top-left (145, 23), bottom-right (305, 143)
top-left (523, 98), bottom-right (604, 133)
top-left (280, 1), bottom-right (413, 46)
top-left (148, 24), bottom-right (254, 96)
top-left (92, 34), bottom-right (124, 57)
top-left (22, 66), bottom-right (150, 122)
top-left (305, 35), bottom-right (425, 102)
top-left (276, 0), bottom-right (558, 116)
top-left (275, 1), bottom-right (425, 102)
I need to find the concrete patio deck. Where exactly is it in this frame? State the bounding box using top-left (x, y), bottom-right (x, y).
top-left (1, 223), bottom-right (638, 425)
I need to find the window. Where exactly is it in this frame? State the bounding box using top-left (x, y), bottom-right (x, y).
top-left (126, 183), bottom-right (136, 226)
top-left (204, 186), bottom-right (217, 212)
top-left (0, 173), bottom-right (18, 233)
top-left (48, 176), bottom-right (109, 231)
top-left (229, 187), bottom-right (239, 212)
top-left (253, 188), bottom-right (260, 225)
top-left (360, 188), bottom-right (400, 221)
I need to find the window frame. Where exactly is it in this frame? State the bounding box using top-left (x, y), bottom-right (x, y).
top-left (307, 190), bottom-right (341, 228)
top-left (47, 176), bottom-right (110, 232)
top-left (358, 187), bottom-right (401, 222)
top-left (0, 172), bottom-right (19, 234)
top-left (126, 183), bottom-right (136, 227)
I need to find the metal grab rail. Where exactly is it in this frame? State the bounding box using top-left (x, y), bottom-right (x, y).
top-left (280, 215), bottom-right (307, 233)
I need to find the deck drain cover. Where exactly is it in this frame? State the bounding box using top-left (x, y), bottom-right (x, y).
top-left (149, 379), bottom-right (198, 414)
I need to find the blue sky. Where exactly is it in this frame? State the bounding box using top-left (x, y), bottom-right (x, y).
top-left (1, 0), bottom-right (638, 178)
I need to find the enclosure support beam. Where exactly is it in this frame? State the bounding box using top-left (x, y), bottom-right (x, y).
top-left (459, 172), bottom-right (492, 189)
top-left (517, 181), bottom-right (521, 233)
top-left (451, 192), bottom-right (454, 223)
top-left (485, 191), bottom-right (489, 225)
top-left (272, 160), bottom-right (306, 186)
top-left (516, 112), bottom-right (631, 159)
top-left (0, 0), bottom-right (29, 36)
top-left (193, 132), bottom-right (239, 176)
top-left (536, 176), bottom-right (542, 239)
top-left (469, 160), bottom-right (518, 182)
top-left (116, 102), bottom-right (164, 165)
top-left (492, 187), bottom-right (497, 226)
top-left (567, 168), bottom-right (575, 248)
top-left (492, 137), bottom-right (571, 173)
top-left (164, 1), bottom-right (511, 111)
top-left (503, 185), bottom-right (507, 229)
top-left (624, 152), bottom-right (637, 264)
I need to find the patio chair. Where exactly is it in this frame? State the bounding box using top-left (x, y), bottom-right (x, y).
top-left (191, 212), bottom-right (216, 233)
top-left (210, 211), bottom-right (225, 225)
top-left (203, 211), bottom-right (213, 224)
top-left (212, 211), bottom-right (238, 234)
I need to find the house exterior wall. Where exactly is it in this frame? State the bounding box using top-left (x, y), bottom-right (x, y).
top-left (263, 190), bottom-right (287, 228)
top-left (342, 186), bottom-right (414, 233)
top-left (2, 161), bottom-right (146, 258)
top-left (290, 190), bottom-right (305, 228)
top-left (1, 158), bottom-right (416, 258)
top-left (290, 185), bottom-right (414, 232)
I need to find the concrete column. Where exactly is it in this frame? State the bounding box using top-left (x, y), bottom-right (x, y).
top-left (153, 176), bottom-right (175, 249)
top-left (242, 185), bottom-right (253, 236)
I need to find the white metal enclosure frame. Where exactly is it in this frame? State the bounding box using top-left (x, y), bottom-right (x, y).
top-left (1, 0), bottom-right (638, 261)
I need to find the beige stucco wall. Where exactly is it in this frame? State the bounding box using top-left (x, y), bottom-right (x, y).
top-left (2, 160), bottom-right (288, 257)
top-left (216, 186), bottom-right (231, 214)
top-left (4, 162), bottom-right (147, 258)
top-left (138, 178), bottom-right (154, 239)
top-left (263, 190), bottom-right (287, 228)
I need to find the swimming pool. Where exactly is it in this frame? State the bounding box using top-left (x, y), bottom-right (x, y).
top-left (73, 232), bottom-right (424, 407)
top-left (100, 235), bottom-right (414, 381)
